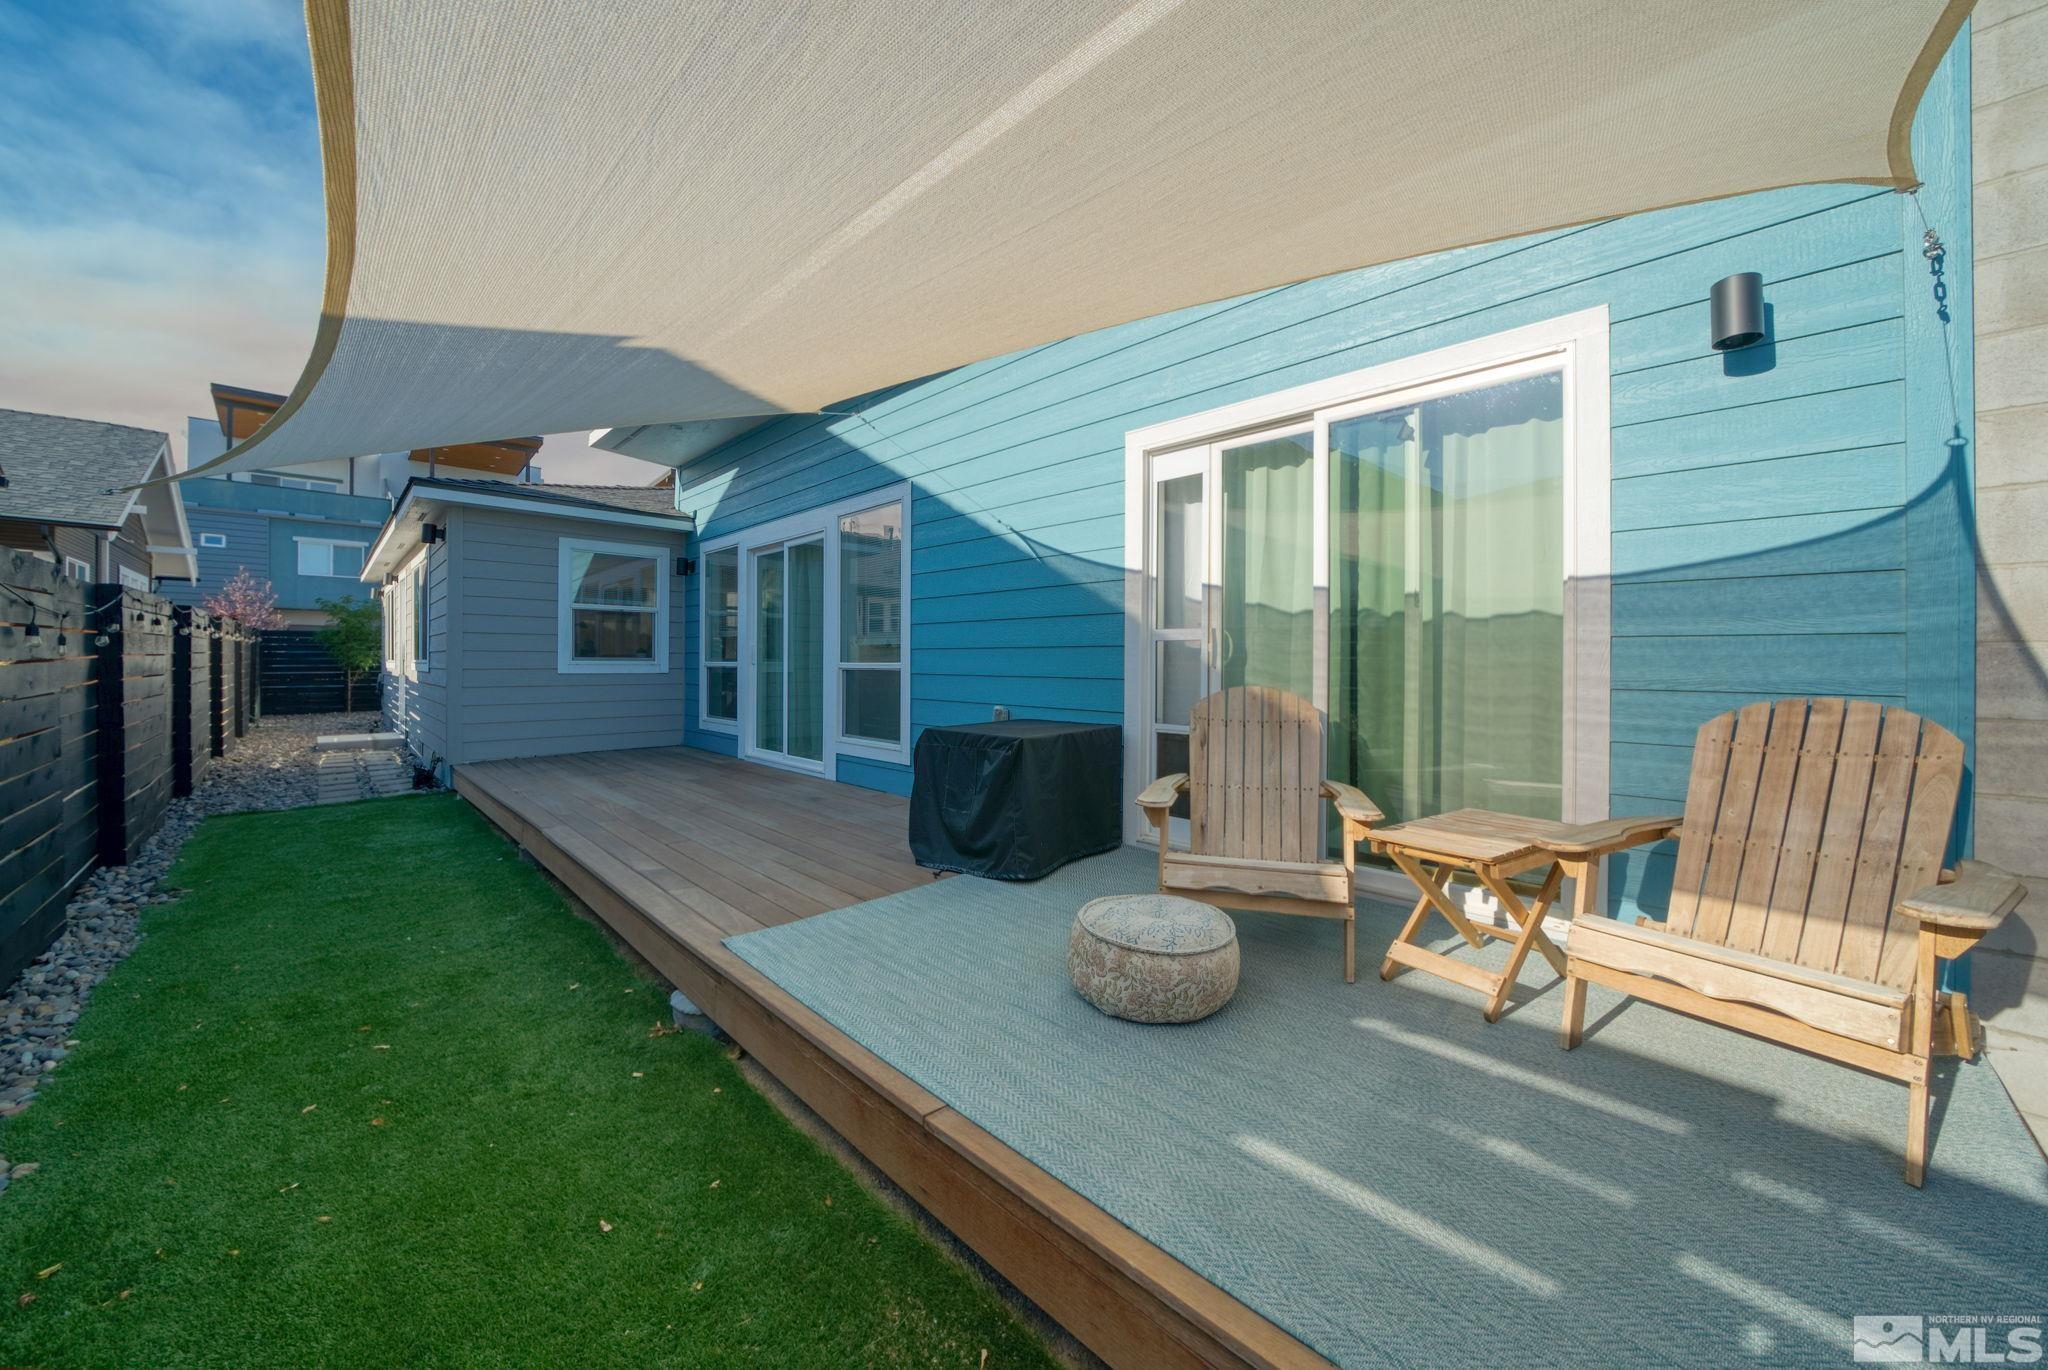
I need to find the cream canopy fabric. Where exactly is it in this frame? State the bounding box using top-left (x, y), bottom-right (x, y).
top-left (191, 0), bottom-right (1968, 475)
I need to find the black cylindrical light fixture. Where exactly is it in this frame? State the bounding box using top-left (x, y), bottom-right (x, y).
top-left (1710, 272), bottom-right (1765, 351)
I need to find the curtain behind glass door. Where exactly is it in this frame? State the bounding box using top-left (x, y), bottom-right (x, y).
top-left (788, 541), bottom-right (825, 762)
top-left (1327, 371), bottom-right (1564, 824)
top-left (754, 549), bottom-right (785, 753)
top-left (1218, 432), bottom-right (1314, 699)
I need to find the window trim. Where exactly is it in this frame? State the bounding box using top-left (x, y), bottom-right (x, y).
top-left (696, 481), bottom-right (912, 771)
top-left (1119, 308), bottom-right (1611, 881)
top-left (63, 556), bottom-right (93, 581)
top-left (556, 535), bottom-right (670, 675)
top-left (413, 557), bottom-right (430, 676)
top-left (390, 547), bottom-right (431, 680)
top-left (295, 536), bottom-right (369, 579)
top-left (197, 532), bottom-right (228, 549)
top-left (698, 546), bottom-right (741, 735)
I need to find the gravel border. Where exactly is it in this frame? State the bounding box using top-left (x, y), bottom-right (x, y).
top-left (0, 712), bottom-right (383, 1169)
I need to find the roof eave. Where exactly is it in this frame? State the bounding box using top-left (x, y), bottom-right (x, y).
top-left (361, 480), bottom-right (694, 582)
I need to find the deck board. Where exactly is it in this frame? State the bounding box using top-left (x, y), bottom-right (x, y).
top-left (455, 746), bottom-right (1322, 1370)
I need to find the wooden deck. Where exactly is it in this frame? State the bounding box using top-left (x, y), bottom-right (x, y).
top-left (456, 747), bottom-right (1322, 1370)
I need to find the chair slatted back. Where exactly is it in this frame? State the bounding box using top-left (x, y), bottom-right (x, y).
top-left (1664, 698), bottom-right (1963, 990)
top-left (1188, 686), bottom-right (1324, 865)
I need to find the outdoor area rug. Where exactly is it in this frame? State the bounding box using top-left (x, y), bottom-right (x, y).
top-left (726, 847), bottom-right (2048, 1368)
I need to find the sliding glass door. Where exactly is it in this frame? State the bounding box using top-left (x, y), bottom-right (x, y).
top-left (1326, 371), bottom-right (1564, 823)
top-left (747, 538), bottom-right (825, 767)
top-left (1141, 360), bottom-right (1568, 846)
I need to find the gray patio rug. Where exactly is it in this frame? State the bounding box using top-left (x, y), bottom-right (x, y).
top-left (725, 847), bottom-right (2048, 1368)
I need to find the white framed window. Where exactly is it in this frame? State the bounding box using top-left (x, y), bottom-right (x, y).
top-left (697, 481), bottom-right (912, 772)
top-left (63, 556), bottom-right (92, 581)
top-left (700, 547), bottom-right (740, 731)
top-left (1120, 309), bottom-right (1611, 892)
top-left (557, 536), bottom-right (669, 674)
top-left (198, 532), bottom-right (228, 549)
top-left (836, 501), bottom-right (904, 749)
top-left (296, 537), bottom-right (367, 578)
top-left (118, 566), bottom-right (151, 592)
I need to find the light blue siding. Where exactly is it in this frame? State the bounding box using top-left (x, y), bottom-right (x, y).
top-left (668, 36), bottom-right (1975, 909)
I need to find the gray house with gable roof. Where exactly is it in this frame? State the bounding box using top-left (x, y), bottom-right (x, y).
top-left (359, 477), bottom-right (694, 777)
top-left (0, 409), bottom-right (196, 590)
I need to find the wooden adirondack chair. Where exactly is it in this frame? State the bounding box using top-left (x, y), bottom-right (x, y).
top-left (1559, 697), bottom-right (2026, 1185)
top-left (1136, 686), bottom-right (1384, 981)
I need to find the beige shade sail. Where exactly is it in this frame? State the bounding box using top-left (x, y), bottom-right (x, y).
top-left (190, 0), bottom-right (1968, 476)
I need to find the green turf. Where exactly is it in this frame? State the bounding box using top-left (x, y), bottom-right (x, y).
top-left (0, 794), bottom-right (1054, 1368)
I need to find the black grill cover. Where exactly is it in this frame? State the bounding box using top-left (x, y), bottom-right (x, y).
top-left (909, 720), bottom-right (1123, 879)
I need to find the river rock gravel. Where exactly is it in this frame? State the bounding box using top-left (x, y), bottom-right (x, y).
top-left (0, 712), bottom-right (384, 1156)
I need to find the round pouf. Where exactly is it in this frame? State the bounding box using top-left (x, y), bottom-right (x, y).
top-left (1067, 894), bottom-right (1239, 1024)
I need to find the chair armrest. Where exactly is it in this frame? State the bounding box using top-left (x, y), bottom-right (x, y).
top-left (1320, 779), bottom-right (1383, 827)
top-left (1136, 773), bottom-right (1189, 810)
top-left (1544, 815), bottom-right (1681, 857)
top-left (1896, 860), bottom-right (2027, 933)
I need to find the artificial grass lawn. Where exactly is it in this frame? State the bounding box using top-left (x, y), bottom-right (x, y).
top-left (0, 794), bottom-right (1054, 1367)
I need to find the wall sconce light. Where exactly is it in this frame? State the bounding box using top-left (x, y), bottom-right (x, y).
top-left (1710, 272), bottom-right (1765, 351)
top-left (676, 557), bottom-right (697, 577)
top-left (421, 523), bottom-right (443, 544)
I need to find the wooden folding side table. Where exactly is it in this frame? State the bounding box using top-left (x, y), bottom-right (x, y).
top-left (1370, 809), bottom-right (1597, 1023)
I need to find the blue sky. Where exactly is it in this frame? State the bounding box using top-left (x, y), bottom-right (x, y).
top-left (0, 0), bottom-right (644, 480)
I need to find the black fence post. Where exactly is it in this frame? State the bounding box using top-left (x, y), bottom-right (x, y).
top-left (93, 584), bottom-right (129, 866)
top-left (171, 605), bottom-right (195, 797)
top-left (209, 622), bottom-right (227, 758)
top-left (233, 633), bottom-right (248, 739)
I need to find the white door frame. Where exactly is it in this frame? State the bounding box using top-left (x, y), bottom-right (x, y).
top-left (700, 481), bottom-right (914, 779)
top-left (1120, 308), bottom-right (1612, 902)
top-left (739, 534), bottom-right (829, 773)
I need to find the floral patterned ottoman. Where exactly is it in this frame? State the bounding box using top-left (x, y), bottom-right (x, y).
top-left (1067, 894), bottom-right (1239, 1024)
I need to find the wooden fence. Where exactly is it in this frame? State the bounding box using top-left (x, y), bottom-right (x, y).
top-left (258, 627), bottom-right (357, 715)
top-left (0, 552), bottom-right (258, 987)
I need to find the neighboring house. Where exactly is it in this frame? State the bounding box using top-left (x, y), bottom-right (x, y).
top-left (0, 409), bottom-right (196, 590)
top-left (163, 383), bottom-right (543, 626)
top-left (359, 478), bottom-right (693, 777)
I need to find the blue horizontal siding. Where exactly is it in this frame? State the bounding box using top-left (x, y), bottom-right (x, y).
top-left (664, 32), bottom-right (1974, 929)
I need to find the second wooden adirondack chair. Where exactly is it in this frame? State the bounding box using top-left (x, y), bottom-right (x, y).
top-left (1136, 686), bottom-right (1384, 981)
top-left (1559, 697), bottom-right (2026, 1185)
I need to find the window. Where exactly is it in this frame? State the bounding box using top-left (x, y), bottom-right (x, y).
top-left (248, 470), bottom-right (342, 492)
top-left (837, 501), bottom-right (903, 746)
top-left (63, 556), bottom-right (92, 581)
top-left (297, 538), bottom-right (367, 578)
top-left (702, 547), bottom-right (739, 724)
top-left (412, 561), bottom-right (430, 673)
top-left (558, 537), bottom-right (667, 673)
top-left (198, 532), bottom-right (228, 549)
top-left (119, 566), bottom-right (151, 592)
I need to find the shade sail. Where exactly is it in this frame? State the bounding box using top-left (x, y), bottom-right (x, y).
top-left (191, 0), bottom-right (1968, 476)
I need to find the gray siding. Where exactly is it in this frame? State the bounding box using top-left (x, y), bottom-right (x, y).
top-left (446, 505), bottom-right (687, 764)
top-left (158, 507), bottom-right (270, 607)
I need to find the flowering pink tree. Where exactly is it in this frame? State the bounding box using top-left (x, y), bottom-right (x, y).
top-left (203, 568), bottom-right (287, 631)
